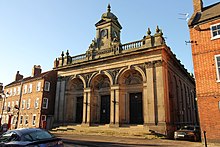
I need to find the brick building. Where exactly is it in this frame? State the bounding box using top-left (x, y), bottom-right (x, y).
top-left (188, 0), bottom-right (220, 143)
top-left (0, 66), bottom-right (57, 130)
top-left (54, 5), bottom-right (198, 137)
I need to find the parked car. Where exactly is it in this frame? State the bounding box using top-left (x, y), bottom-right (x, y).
top-left (0, 128), bottom-right (63, 146)
top-left (174, 125), bottom-right (201, 142)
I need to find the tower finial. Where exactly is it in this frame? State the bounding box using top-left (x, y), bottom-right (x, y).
top-left (107, 4), bottom-right (111, 12)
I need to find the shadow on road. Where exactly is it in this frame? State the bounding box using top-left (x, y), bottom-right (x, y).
top-left (63, 139), bottom-right (168, 147)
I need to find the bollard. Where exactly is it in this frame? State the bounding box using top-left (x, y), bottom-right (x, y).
top-left (204, 131), bottom-right (207, 147)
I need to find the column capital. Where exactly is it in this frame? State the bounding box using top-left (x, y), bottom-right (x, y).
top-left (111, 85), bottom-right (120, 90)
top-left (84, 88), bottom-right (91, 93)
top-left (145, 62), bottom-right (154, 68)
top-left (143, 82), bottom-right (147, 87)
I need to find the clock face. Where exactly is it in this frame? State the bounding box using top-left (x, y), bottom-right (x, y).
top-left (100, 29), bottom-right (107, 38)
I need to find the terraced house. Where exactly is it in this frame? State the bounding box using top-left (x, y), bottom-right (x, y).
top-left (1, 66), bottom-right (57, 130)
top-left (53, 5), bottom-right (198, 137)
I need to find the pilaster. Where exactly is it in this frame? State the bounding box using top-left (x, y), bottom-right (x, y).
top-left (145, 62), bottom-right (155, 125)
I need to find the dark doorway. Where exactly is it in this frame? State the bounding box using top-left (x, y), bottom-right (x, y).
top-left (100, 95), bottom-right (110, 124)
top-left (130, 92), bottom-right (143, 124)
top-left (76, 96), bottom-right (83, 123)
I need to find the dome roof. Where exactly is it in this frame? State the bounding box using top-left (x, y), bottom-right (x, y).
top-left (101, 4), bottom-right (118, 20)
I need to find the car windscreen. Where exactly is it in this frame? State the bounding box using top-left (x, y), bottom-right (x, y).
top-left (22, 130), bottom-right (54, 142)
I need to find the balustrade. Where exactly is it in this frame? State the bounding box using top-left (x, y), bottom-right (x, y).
top-left (121, 40), bottom-right (143, 50)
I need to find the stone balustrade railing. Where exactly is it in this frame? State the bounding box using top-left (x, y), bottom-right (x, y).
top-left (71, 53), bottom-right (86, 61)
top-left (121, 40), bottom-right (143, 51)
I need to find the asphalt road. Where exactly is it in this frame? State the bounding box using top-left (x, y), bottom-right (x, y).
top-left (53, 133), bottom-right (204, 147)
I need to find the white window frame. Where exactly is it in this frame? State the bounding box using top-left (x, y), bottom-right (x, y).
top-left (35, 98), bottom-right (39, 109)
top-left (42, 98), bottom-right (48, 109)
top-left (36, 82), bottom-right (41, 92)
top-left (28, 84), bottom-right (32, 93)
top-left (41, 115), bottom-right (47, 121)
top-left (211, 23), bottom-right (220, 40)
top-left (13, 88), bottom-right (16, 96)
top-left (17, 87), bottom-right (20, 95)
top-left (25, 115), bottom-right (29, 125)
top-left (24, 85), bottom-right (27, 94)
top-left (10, 89), bottom-right (12, 96)
top-left (44, 81), bottom-right (50, 91)
top-left (22, 100), bottom-right (26, 109)
top-left (215, 55), bottom-right (220, 82)
top-left (32, 114), bottom-right (36, 126)
top-left (26, 99), bottom-right (31, 109)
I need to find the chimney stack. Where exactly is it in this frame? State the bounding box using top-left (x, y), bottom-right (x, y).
top-left (32, 65), bottom-right (42, 77)
top-left (193, 0), bottom-right (203, 12)
top-left (15, 71), bottom-right (23, 81)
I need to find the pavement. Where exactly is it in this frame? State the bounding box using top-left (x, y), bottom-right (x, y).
top-left (52, 131), bottom-right (207, 147)
top-left (51, 125), bottom-right (220, 147)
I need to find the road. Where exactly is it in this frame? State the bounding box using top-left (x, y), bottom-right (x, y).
top-left (53, 133), bottom-right (204, 147)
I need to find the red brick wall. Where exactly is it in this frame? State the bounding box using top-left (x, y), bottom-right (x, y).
top-left (190, 19), bottom-right (220, 142)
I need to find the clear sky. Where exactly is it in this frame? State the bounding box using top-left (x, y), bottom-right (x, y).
top-left (0, 0), bottom-right (218, 86)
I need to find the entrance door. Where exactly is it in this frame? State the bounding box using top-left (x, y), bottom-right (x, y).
top-left (130, 92), bottom-right (143, 124)
top-left (76, 96), bottom-right (83, 123)
top-left (100, 95), bottom-right (110, 124)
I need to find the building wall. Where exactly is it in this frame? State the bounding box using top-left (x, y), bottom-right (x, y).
top-left (54, 44), bottom-right (197, 137)
top-left (2, 70), bottom-right (57, 130)
top-left (189, 19), bottom-right (220, 142)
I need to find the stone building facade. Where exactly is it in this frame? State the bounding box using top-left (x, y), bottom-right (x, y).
top-left (188, 0), bottom-right (220, 143)
top-left (0, 66), bottom-right (57, 130)
top-left (54, 5), bottom-right (198, 137)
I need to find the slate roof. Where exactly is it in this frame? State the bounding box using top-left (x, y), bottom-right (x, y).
top-left (188, 2), bottom-right (220, 27)
top-left (5, 71), bottom-right (51, 88)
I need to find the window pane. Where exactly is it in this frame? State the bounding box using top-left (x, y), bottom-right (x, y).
top-left (217, 25), bottom-right (220, 29)
top-left (213, 31), bottom-right (218, 37)
top-left (212, 26), bottom-right (217, 30)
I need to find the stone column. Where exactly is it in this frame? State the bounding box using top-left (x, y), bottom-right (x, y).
top-left (82, 88), bottom-right (91, 126)
top-left (110, 85), bottom-right (120, 127)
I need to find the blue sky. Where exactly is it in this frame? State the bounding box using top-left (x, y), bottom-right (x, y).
top-left (0, 0), bottom-right (218, 85)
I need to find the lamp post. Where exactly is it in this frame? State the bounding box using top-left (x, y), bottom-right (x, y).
top-left (0, 83), bottom-right (8, 127)
top-left (15, 80), bottom-right (23, 129)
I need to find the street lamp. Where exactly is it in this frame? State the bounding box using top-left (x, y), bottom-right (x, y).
top-left (0, 83), bottom-right (9, 126)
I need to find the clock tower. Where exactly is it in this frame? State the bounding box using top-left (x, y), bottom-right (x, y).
top-left (95, 4), bottom-right (122, 50)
